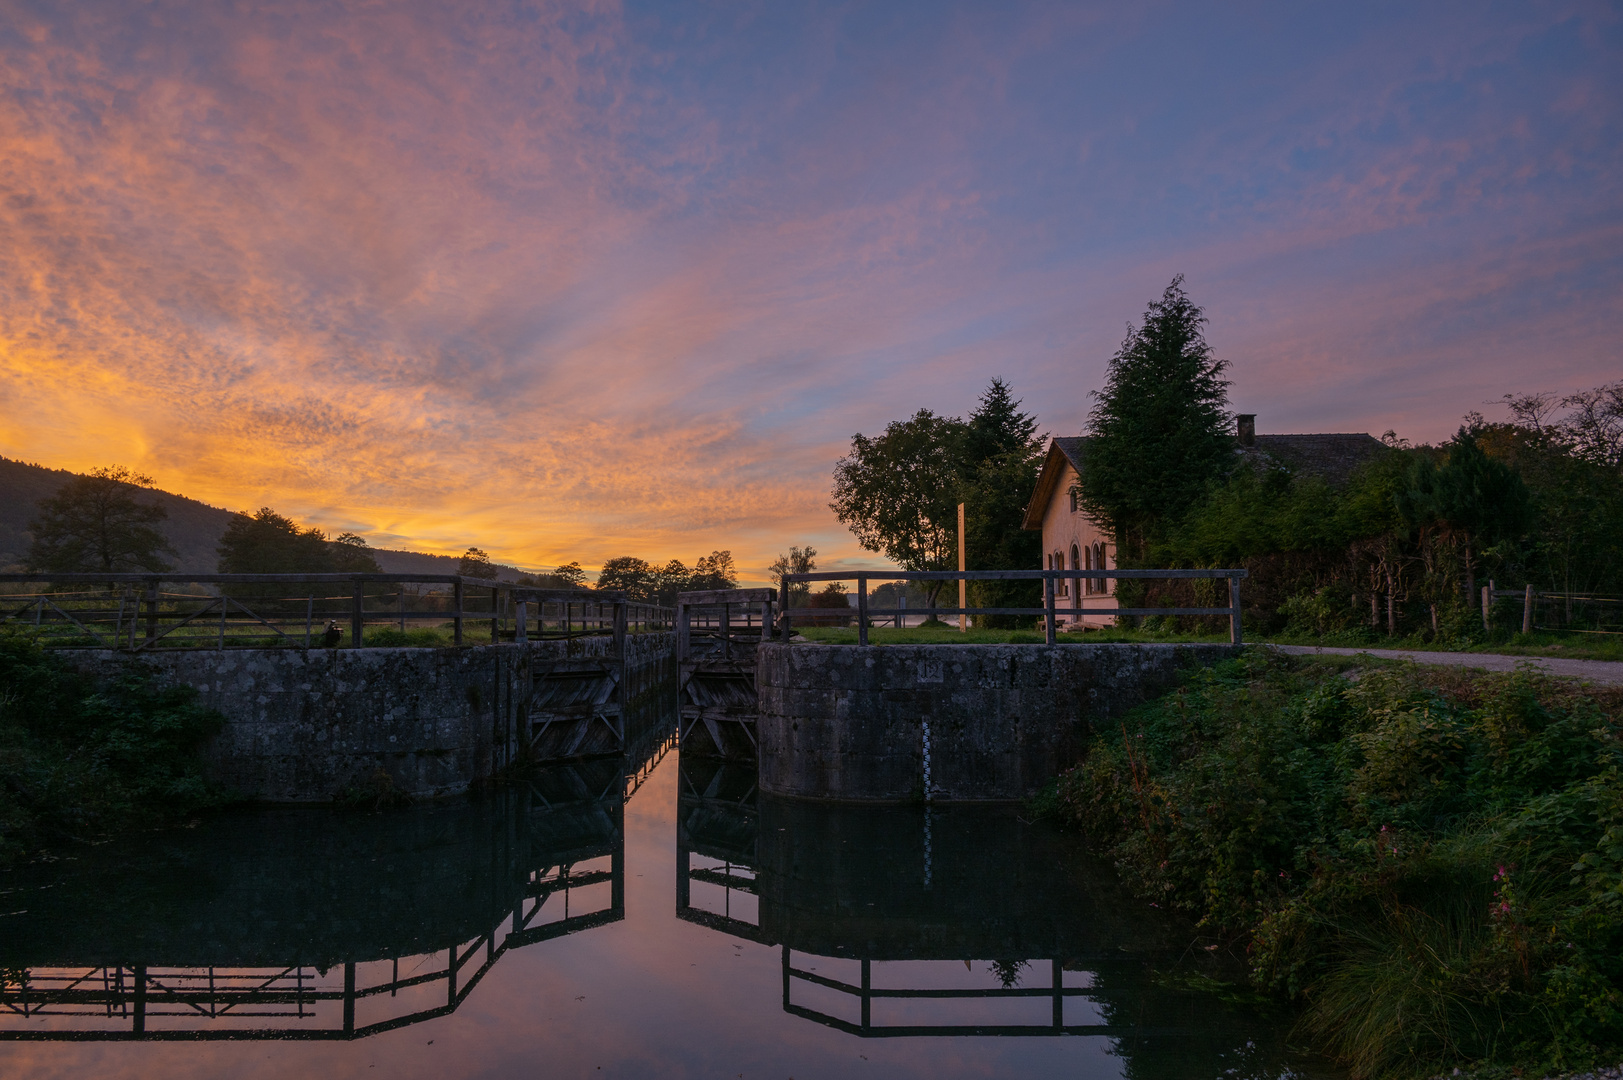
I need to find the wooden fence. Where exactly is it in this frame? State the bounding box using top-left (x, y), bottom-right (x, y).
top-left (778, 568), bottom-right (1247, 646)
top-left (1481, 581), bottom-right (1623, 636)
top-left (0, 573), bottom-right (672, 651)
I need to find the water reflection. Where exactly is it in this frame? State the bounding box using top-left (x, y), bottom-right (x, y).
top-left (677, 759), bottom-right (1320, 1076)
top-left (0, 718), bottom-right (1332, 1077)
top-left (0, 732), bottom-right (673, 1041)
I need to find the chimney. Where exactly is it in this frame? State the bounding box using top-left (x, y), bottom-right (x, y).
top-left (1236, 414), bottom-right (1256, 447)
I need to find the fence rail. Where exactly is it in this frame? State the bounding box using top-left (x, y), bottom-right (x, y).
top-left (778, 568), bottom-right (1247, 646)
top-left (1481, 581), bottom-right (1623, 636)
top-left (0, 573), bottom-right (673, 651)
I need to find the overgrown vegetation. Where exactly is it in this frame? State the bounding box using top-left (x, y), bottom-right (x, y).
top-left (0, 628), bottom-right (232, 865)
top-left (1049, 651), bottom-right (1623, 1077)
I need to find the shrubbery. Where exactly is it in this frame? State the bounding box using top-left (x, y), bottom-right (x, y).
top-left (1052, 651), bottom-right (1622, 1077)
top-left (0, 629), bottom-right (230, 864)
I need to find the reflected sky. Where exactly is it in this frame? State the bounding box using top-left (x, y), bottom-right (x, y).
top-left (0, 748), bottom-right (1335, 1078)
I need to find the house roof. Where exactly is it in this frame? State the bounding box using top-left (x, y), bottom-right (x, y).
top-left (1243, 433), bottom-right (1388, 486)
top-left (1021, 437), bottom-right (1089, 529)
top-left (1020, 431), bottom-right (1388, 530)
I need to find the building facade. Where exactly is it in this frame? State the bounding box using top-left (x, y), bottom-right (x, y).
top-left (1021, 437), bottom-right (1117, 629)
top-left (1022, 419), bottom-right (1386, 631)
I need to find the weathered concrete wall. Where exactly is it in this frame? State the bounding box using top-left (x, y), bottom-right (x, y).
top-left (757, 643), bottom-right (1237, 802)
top-left (63, 633), bottom-right (675, 802)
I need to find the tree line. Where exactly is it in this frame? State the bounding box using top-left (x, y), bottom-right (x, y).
top-left (21, 476), bottom-right (742, 608)
top-left (1078, 278), bottom-right (1623, 638)
top-left (827, 275), bottom-right (1623, 639)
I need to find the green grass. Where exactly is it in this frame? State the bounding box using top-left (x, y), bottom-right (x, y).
top-left (796, 625), bottom-right (1233, 645)
top-left (1263, 627), bottom-right (1623, 663)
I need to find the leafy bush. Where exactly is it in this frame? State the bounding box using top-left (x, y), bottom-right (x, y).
top-left (0, 629), bottom-right (230, 863)
top-left (1052, 651), bottom-right (1623, 1077)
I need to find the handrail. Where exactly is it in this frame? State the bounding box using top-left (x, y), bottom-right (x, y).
top-left (1, 573), bottom-right (676, 651)
top-left (777, 567), bottom-right (1247, 646)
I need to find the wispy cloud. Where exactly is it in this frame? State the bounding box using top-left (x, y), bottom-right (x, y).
top-left (2, 1), bottom-right (1618, 579)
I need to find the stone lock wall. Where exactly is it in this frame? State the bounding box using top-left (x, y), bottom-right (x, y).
top-left (756, 643), bottom-right (1239, 802)
top-left (64, 633), bottom-right (676, 803)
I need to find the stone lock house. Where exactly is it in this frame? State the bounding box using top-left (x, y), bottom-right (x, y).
top-left (1022, 415), bottom-right (1384, 629)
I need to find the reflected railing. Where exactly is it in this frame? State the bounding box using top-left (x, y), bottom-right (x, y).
top-left (781, 953), bottom-right (1192, 1038)
top-left (1, 849), bottom-right (617, 1041)
top-left (0, 723), bottom-right (681, 1042)
top-left (669, 762), bottom-right (1293, 1058)
top-left (675, 758), bottom-right (766, 943)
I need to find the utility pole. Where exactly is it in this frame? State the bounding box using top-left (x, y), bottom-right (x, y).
top-left (958, 502), bottom-right (967, 633)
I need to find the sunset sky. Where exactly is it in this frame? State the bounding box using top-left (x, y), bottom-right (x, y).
top-left (1, 1), bottom-right (1618, 582)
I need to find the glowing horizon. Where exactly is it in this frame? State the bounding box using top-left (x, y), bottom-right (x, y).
top-left (3, 2), bottom-right (1618, 584)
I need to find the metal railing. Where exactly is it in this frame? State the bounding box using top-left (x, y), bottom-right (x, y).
top-left (0, 573), bottom-right (673, 651)
top-left (778, 568), bottom-right (1247, 646)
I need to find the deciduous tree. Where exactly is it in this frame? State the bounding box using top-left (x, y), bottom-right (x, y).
top-left (216, 509), bottom-right (330, 574)
top-left (26, 466), bottom-right (175, 574)
top-left (458, 547), bottom-right (499, 580)
top-left (768, 546), bottom-right (817, 606)
top-left (830, 410), bottom-right (964, 604)
top-left (691, 550), bottom-right (739, 592)
top-left (330, 532), bottom-right (382, 574)
top-left (552, 561), bottom-right (587, 588)
top-left (597, 556), bottom-right (656, 601)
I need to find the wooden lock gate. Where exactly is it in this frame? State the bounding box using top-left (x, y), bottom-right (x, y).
top-left (515, 588), bottom-right (631, 761)
top-left (675, 588), bottom-right (775, 760)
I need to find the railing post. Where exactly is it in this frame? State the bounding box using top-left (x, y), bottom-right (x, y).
top-left (492, 586), bottom-right (501, 644)
top-left (351, 578), bottom-right (364, 648)
top-left (676, 600), bottom-right (690, 662)
top-left (144, 579), bottom-right (159, 646)
top-left (343, 961), bottom-right (355, 1035)
top-left (1229, 573), bottom-right (1243, 645)
top-left (514, 600), bottom-right (528, 645)
top-left (1522, 584), bottom-right (1533, 635)
top-left (779, 579), bottom-right (791, 641)
top-left (1044, 575), bottom-right (1056, 646)
top-left (613, 599), bottom-right (627, 662)
top-left (857, 575), bottom-right (868, 646)
top-left (453, 580), bottom-right (464, 645)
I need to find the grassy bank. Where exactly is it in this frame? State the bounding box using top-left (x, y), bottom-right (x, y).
top-left (0, 629), bottom-right (233, 865)
top-left (797, 623), bottom-right (1623, 660)
top-left (1046, 650), bottom-right (1623, 1078)
top-left (796, 625), bottom-right (1228, 645)
top-left (1267, 627), bottom-right (1623, 663)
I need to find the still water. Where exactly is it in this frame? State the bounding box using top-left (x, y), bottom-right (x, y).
top-left (0, 728), bottom-right (1337, 1078)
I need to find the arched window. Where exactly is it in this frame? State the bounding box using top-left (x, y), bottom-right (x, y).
top-left (1094, 542), bottom-right (1108, 593)
top-left (1083, 543), bottom-right (1094, 594)
top-left (1070, 545), bottom-right (1081, 608)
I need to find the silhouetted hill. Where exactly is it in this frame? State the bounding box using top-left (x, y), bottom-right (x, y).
top-left (0, 457), bottom-right (535, 580)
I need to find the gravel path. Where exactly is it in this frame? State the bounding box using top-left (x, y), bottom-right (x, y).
top-left (1269, 644), bottom-right (1623, 686)
top-left (1431, 1066), bottom-right (1623, 1080)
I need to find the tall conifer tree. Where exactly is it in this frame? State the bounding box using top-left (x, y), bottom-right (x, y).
top-left (1078, 276), bottom-right (1231, 559)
